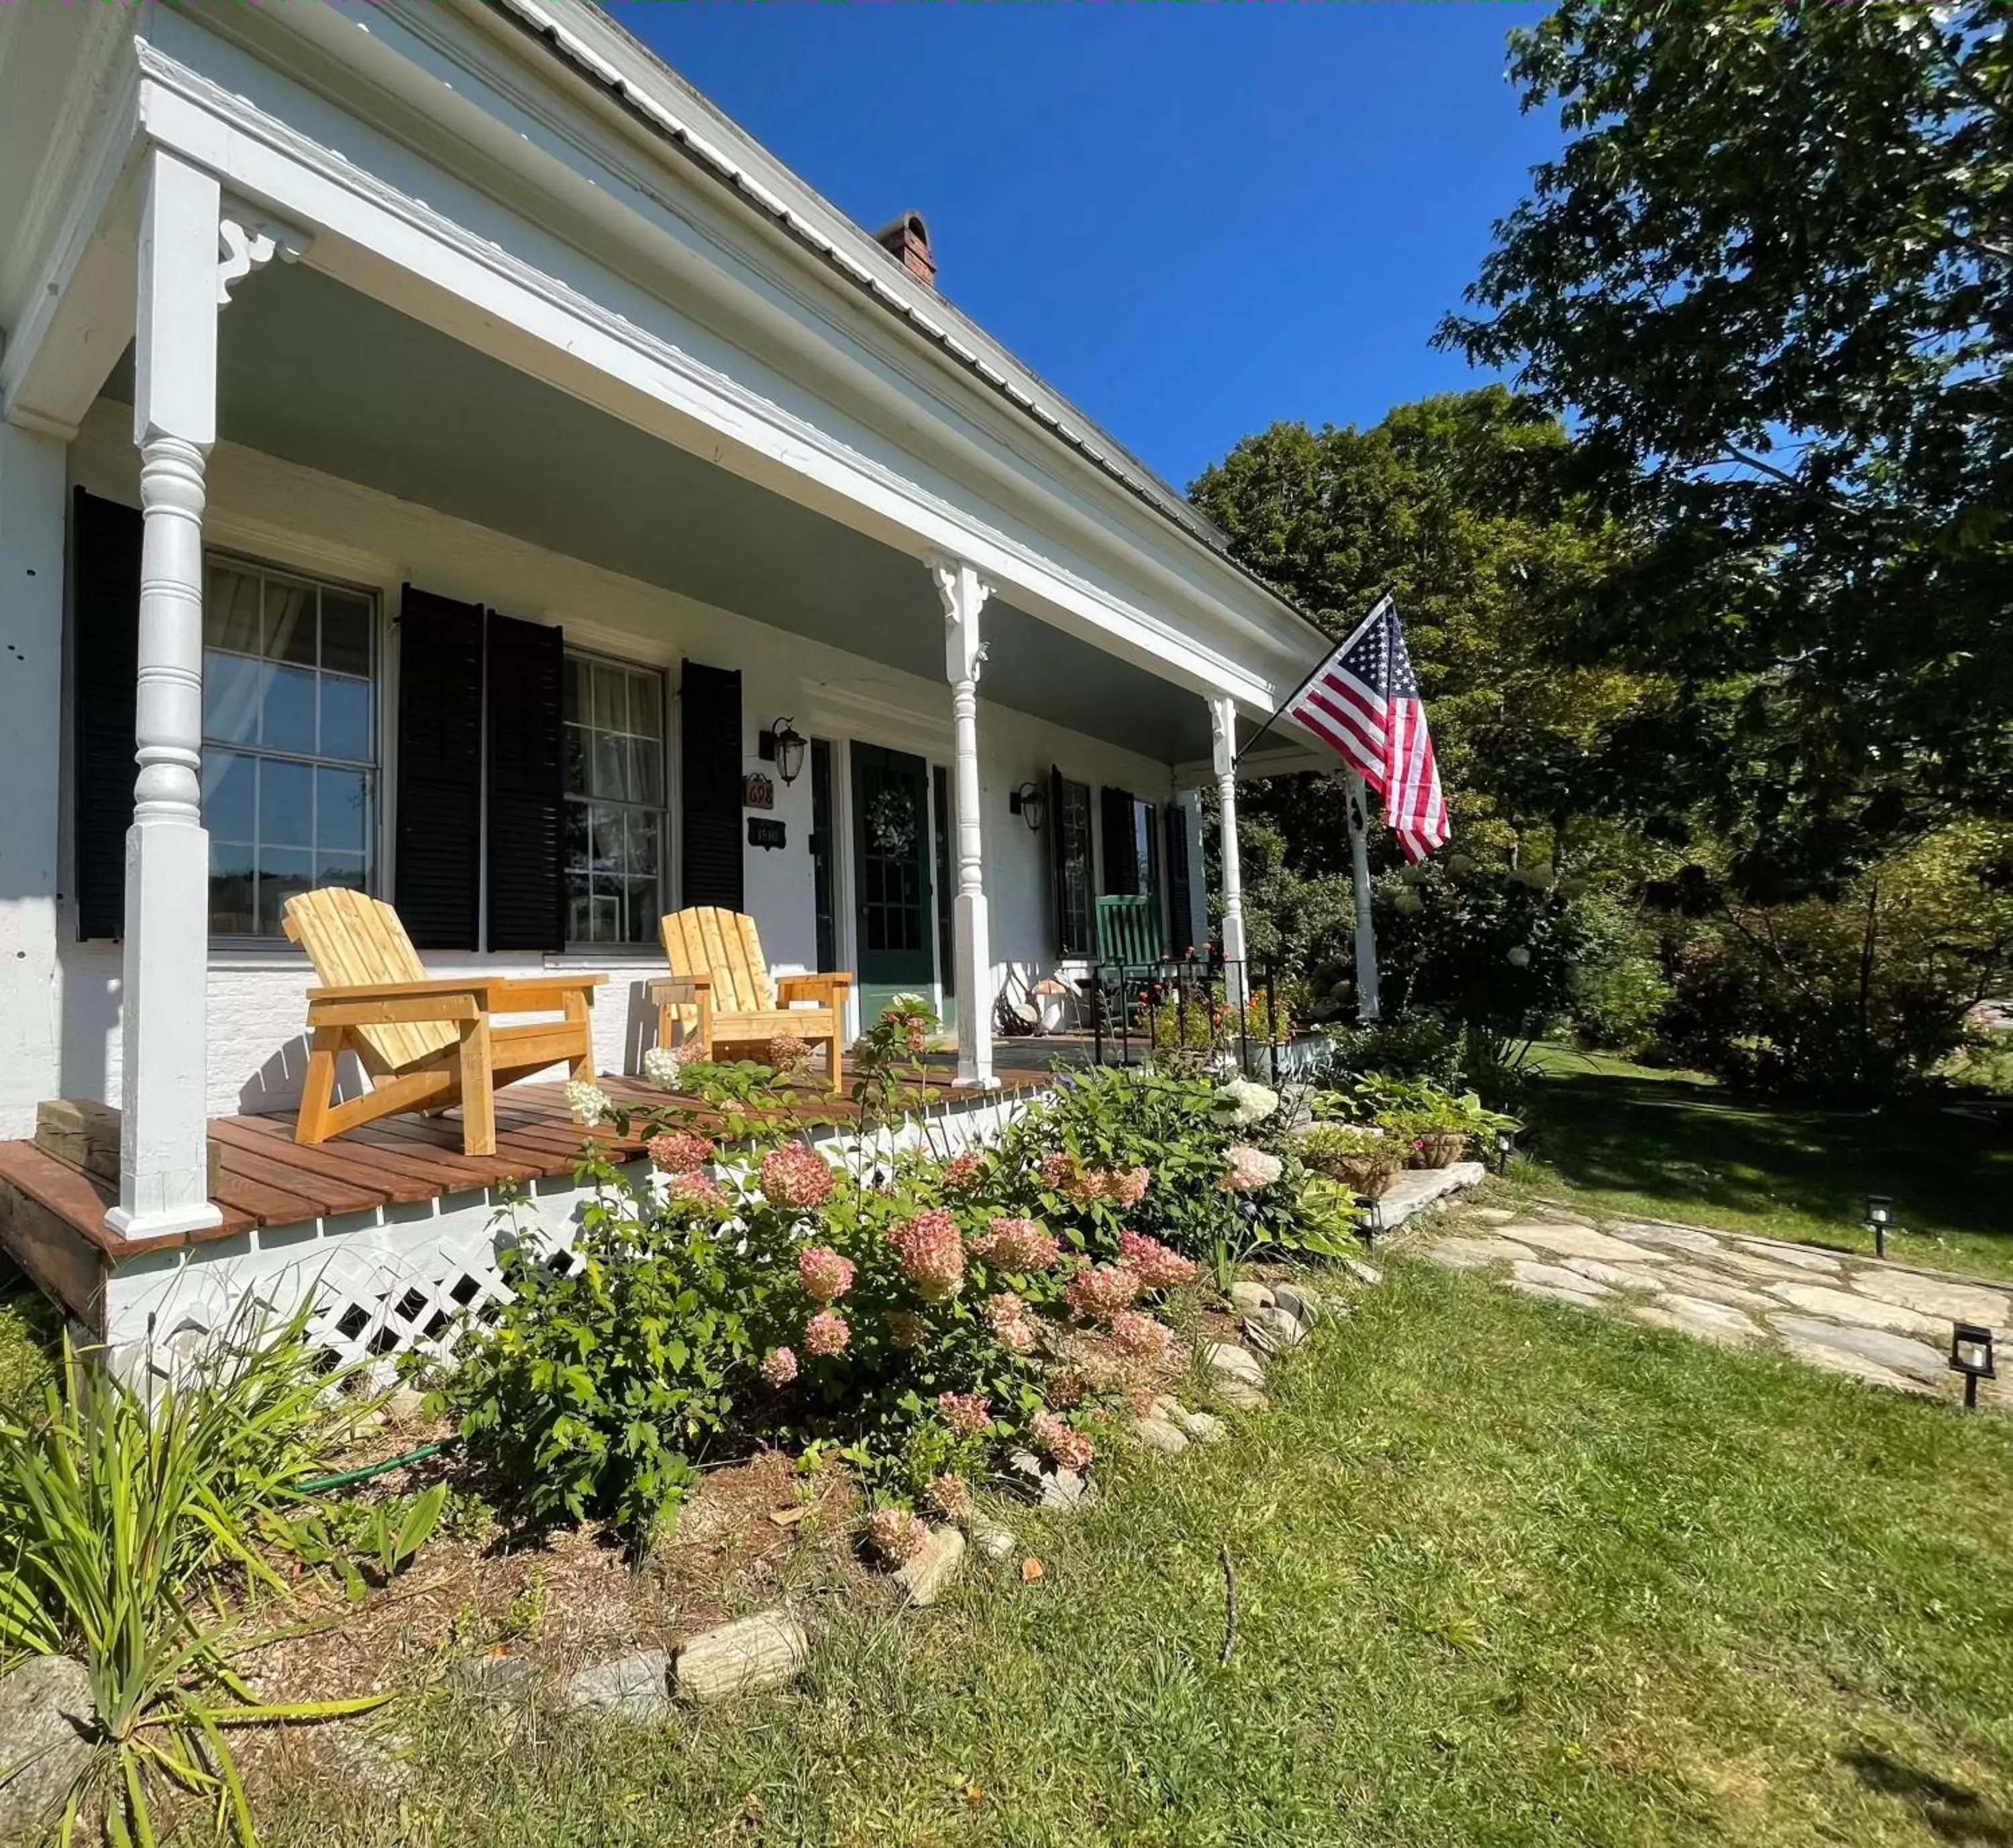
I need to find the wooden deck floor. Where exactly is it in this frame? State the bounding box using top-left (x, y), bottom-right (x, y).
top-left (0, 1064), bottom-right (1054, 1278)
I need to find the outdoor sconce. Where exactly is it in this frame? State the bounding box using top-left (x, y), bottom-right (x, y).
top-left (1009, 780), bottom-right (1047, 832)
top-left (1865, 1194), bottom-right (1896, 1260)
top-left (1492, 1125), bottom-right (1518, 1176)
top-left (758, 717), bottom-right (807, 786)
top-left (1949, 1322), bottom-right (1996, 1410)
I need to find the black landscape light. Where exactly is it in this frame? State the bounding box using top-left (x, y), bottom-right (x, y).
top-left (1949, 1322), bottom-right (1996, 1410)
top-left (1359, 1196), bottom-right (1386, 1251)
top-left (1492, 1124), bottom-right (1518, 1176)
top-left (1865, 1194), bottom-right (1896, 1260)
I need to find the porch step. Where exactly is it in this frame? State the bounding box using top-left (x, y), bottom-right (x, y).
top-left (0, 1141), bottom-right (114, 1331)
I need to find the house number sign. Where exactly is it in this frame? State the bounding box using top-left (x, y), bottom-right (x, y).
top-left (743, 772), bottom-right (776, 811)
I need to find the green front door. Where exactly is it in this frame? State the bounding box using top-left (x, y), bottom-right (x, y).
top-left (851, 741), bottom-right (935, 1027)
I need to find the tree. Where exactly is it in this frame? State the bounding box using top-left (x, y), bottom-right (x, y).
top-left (1441, 1), bottom-right (2012, 892)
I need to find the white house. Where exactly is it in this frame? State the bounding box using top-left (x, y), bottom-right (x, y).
top-left (0, 0), bottom-right (1329, 1353)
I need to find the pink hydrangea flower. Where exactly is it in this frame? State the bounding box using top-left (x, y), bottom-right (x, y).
top-left (760, 1141), bottom-right (836, 1210)
top-left (1108, 1310), bottom-right (1173, 1363)
top-left (942, 1149), bottom-right (985, 1193)
top-left (803, 1308), bottom-right (851, 1356)
top-left (1066, 1262), bottom-right (1143, 1323)
top-left (984, 1292), bottom-right (1040, 1355)
top-left (1117, 1230), bottom-right (1198, 1290)
top-left (885, 1311), bottom-right (929, 1350)
top-left (646, 1129), bottom-right (715, 1174)
top-left (663, 1170), bottom-right (725, 1211)
top-left (1037, 1150), bottom-right (1076, 1190)
top-left (890, 1208), bottom-right (966, 1302)
top-left (1113, 1166), bottom-right (1152, 1208)
top-left (1219, 1145), bottom-right (1284, 1194)
top-left (760, 1346), bottom-right (798, 1386)
top-left (936, 1390), bottom-right (991, 1435)
top-left (864, 1506), bottom-right (928, 1565)
top-left (797, 1245), bottom-right (856, 1304)
top-left (1047, 1368), bottom-right (1090, 1409)
top-left (968, 1216), bottom-right (1062, 1272)
top-left (1030, 1410), bottom-right (1094, 1474)
top-left (925, 1472), bottom-right (973, 1525)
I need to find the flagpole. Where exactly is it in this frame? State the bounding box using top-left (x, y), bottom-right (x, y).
top-left (1232, 593), bottom-right (1394, 770)
top-left (1347, 770), bottom-right (1382, 1023)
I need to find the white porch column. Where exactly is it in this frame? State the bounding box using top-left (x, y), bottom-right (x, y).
top-left (1208, 695), bottom-right (1249, 1007)
top-left (109, 149), bottom-right (225, 1239)
top-left (931, 554), bottom-right (996, 1088)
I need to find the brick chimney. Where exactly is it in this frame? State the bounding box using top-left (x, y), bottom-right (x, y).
top-left (873, 211), bottom-right (936, 289)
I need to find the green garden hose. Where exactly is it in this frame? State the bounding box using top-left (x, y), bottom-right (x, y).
top-left (296, 1439), bottom-right (456, 1495)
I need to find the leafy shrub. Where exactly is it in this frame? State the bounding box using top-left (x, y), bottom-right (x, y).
top-left (1567, 894), bottom-right (1673, 1055)
top-left (0, 1310), bottom-right (378, 1845)
top-left (1143, 980), bottom-right (1294, 1056)
top-left (1316, 1015), bottom-right (1465, 1088)
top-left (0, 1284), bottom-right (58, 1425)
top-left (1295, 1123), bottom-right (1404, 1196)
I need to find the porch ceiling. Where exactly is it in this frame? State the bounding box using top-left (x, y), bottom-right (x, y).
top-left (103, 265), bottom-right (1306, 770)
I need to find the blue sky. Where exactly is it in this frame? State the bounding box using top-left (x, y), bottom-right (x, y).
top-left (615, 1), bottom-right (1560, 492)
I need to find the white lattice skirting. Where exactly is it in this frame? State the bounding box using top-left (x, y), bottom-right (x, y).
top-left (103, 1094), bottom-right (1033, 1386)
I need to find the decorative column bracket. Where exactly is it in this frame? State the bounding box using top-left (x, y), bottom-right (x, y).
top-left (929, 554), bottom-right (997, 1090)
top-left (216, 202), bottom-right (311, 305)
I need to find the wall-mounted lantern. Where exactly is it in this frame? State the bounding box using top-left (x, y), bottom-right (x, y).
top-left (758, 717), bottom-right (807, 786)
top-left (1009, 780), bottom-right (1046, 832)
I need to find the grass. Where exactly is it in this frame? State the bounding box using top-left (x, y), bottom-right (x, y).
top-left (264, 1260), bottom-right (2013, 1847)
top-left (1514, 1045), bottom-right (2013, 1280)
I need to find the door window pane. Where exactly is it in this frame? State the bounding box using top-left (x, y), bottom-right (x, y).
top-left (200, 560), bottom-right (378, 937)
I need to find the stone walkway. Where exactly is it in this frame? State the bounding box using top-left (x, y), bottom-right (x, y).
top-left (1425, 1204), bottom-right (2011, 1408)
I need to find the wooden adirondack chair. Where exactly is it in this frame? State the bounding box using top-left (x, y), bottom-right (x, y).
top-left (282, 888), bottom-right (604, 1156)
top-left (650, 907), bottom-right (852, 1093)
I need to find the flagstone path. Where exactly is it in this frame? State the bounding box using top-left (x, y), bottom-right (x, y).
top-left (1423, 1204), bottom-right (2011, 1408)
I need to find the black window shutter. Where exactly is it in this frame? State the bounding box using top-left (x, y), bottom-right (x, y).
top-left (394, 586), bottom-right (484, 949)
top-left (1165, 803), bottom-right (1194, 958)
top-left (680, 660), bottom-right (743, 912)
top-left (1100, 785), bottom-right (1138, 896)
top-left (1051, 768), bottom-right (1092, 958)
top-left (484, 611), bottom-right (564, 952)
top-left (72, 491), bottom-right (142, 941)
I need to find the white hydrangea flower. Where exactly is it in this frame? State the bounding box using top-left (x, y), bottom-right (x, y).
top-left (564, 1078), bottom-right (613, 1127)
top-left (641, 1045), bottom-right (685, 1092)
top-left (1213, 1077), bottom-right (1280, 1127)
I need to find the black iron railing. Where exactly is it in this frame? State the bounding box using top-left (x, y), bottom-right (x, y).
top-left (1079, 954), bottom-right (1286, 1084)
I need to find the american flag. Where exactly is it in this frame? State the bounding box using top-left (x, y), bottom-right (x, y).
top-left (1287, 595), bottom-right (1449, 863)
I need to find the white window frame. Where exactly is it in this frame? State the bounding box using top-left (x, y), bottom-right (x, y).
top-left (563, 646), bottom-right (672, 952)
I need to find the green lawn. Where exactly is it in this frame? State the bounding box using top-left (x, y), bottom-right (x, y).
top-left (267, 1262), bottom-right (2013, 1848)
top-left (1515, 1046), bottom-right (2013, 1280)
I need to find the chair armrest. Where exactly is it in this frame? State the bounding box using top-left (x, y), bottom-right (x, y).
top-left (305, 985), bottom-right (484, 1027)
top-left (777, 972), bottom-right (854, 1005)
top-left (481, 974), bottom-right (607, 1011)
top-left (305, 978), bottom-right (494, 1001)
top-left (648, 976), bottom-right (709, 1003)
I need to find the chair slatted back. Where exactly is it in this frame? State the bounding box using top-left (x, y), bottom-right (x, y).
top-left (282, 888), bottom-right (458, 1073)
top-left (661, 907), bottom-right (777, 1036)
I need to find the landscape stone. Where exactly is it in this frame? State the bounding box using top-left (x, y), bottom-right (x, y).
top-left (0, 1655), bottom-right (94, 1843)
top-left (1506, 1278), bottom-right (1605, 1311)
top-left (1686, 1246), bottom-right (1819, 1282)
top-left (450, 1651), bottom-right (539, 1704)
top-left (1764, 1282), bottom-right (1948, 1340)
top-left (1376, 1161), bottom-right (1488, 1228)
top-left (674, 1611), bottom-right (808, 1704)
top-left (1212, 1375), bottom-right (1269, 1412)
top-left (1202, 1342), bottom-right (1266, 1386)
top-left (1178, 1409), bottom-right (1227, 1443)
top-left (1659, 1268), bottom-right (1779, 1311)
top-left (1244, 1306), bottom-right (1309, 1355)
top-left (1735, 1239), bottom-right (1845, 1275)
top-left (1562, 1257), bottom-right (1665, 1294)
top-left (1228, 1282), bottom-right (1274, 1315)
top-left (1510, 1259), bottom-right (1612, 1298)
top-left (1496, 1222), bottom-right (1676, 1266)
top-left (1846, 1268), bottom-right (2013, 1329)
top-left (382, 1385), bottom-right (429, 1426)
top-left (566, 1649), bottom-right (672, 1723)
top-left (1635, 1295), bottom-right (1761, 1345)
top-left (1272, 1284), bottom-right (1323, 1325)
top-left (1776, 1338), bottom-right (1934, 1396)
top-left (1612, 1221), bottom-right (1725, 1256)
top-left (1132, 1415), bottom-right (1190, 1456)
top-left (896, 1525), bottom-right (968, 1605)
top-left (1467, 1207), bottom-right (1516, 1225)
top-left (1425, 1235), bottom-right (1538, 1271)
top-left (1765, 1315), bottom-right (1950, 1385)
top-left (971, 1518), bottom-right (1017, 1561)
top-left (1344, 1259), bottom-right (1384, 1286)
top-left (1040, 1468), bottom-right (1098, 1512)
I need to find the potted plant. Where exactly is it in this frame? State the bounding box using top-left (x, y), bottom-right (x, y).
top-left (1379, 1087), bottom-right (1515, 1169)
top-left (1294, 1123), bottom-right (1404, 1196)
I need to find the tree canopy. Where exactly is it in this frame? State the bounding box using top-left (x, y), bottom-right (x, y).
top-left (1439, 0), bottom-right (2011, 893)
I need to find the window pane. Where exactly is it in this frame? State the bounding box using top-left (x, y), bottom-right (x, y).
top-left (627, 808), bottom-right (660, 878)
top-left (592, 733), bottom-right (629, 803)
top-left (317, 851), bottom-right (366, 892)
top-left (264, 580), bottom-right (316, 666)
top-left (629, 735), bottom-right (663, 807)
top-left (316, 767), bottom-right (368, 854)
top-left (564, 724), bottom-right (589, 797)
top-left (260, 759), bottom-right (313, 848)
top-left (591, 662), bottom-right (625, 735)
top-left (262, 665), bottom-right (317, 755)
top-left (562, 656), bottom-right (582, 725)
top-left (256, 847), bottom-right (313, 935)
top-left (629, 672), bottom-right (662, 739)
top-left (564, 801), bottom-right (590, 871)
top-left (203, 749), bottom-right (256, 841)
top-left (205, 566), bottom-right (262, 656)
top-left (567, 883), bottom-right (595, 945)
top-left (320, 593), bottom-right (372, 676)
top-left (209, 839), bottom-right (257, 936)
top-left (622, 877), bottom-right (656, 945)
top-left (204, 652), bottom-right (266, 746)
top-left (590, 804), bottom-right (627, 873)
top-left (319, 674), bottom-right (371, 763)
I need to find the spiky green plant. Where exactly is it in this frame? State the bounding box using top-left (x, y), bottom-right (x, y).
top-left (0, 1308), bottom-right (387, 1844)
